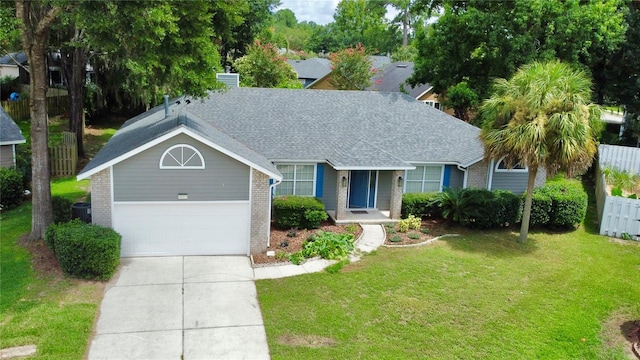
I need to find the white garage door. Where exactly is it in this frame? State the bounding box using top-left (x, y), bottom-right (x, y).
top-left (113, 202), bottom-right (250, 257)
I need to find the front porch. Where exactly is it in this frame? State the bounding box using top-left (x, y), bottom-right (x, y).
top-left (327, 209), bottom-right (398, 225)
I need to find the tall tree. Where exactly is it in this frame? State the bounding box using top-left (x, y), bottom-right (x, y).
top-left (16, 0), bottom-right (63, 240)
top-left (411, 0), bottom-right (627, 102)
top-left (334, 0), bottom-right (400, 54)
top-left (329, 44), bottom-right (374, 90)
top-left (480, 61), bottom-right (602, 243)
top-left (233, 41), bottom-right (301, 88)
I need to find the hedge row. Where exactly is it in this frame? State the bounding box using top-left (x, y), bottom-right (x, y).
top-left (45, 220), bottom-right (121, 280)
top-left (401, 180), bottom-right (587, 230)
top-left (273, 196), bottom-right (328, 229)
top-left (0, 167), bottom-right (24, 210)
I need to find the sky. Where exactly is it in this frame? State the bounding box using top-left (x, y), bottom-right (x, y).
top-left (275, 0), bottom-right (398, 26)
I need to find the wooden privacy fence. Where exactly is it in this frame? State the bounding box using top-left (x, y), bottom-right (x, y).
top-left (0, 95), bottom-right (68, 120)
top-left (50, 132), bottom-right (77, 176)
top-left (596, 144), bottom-right (640, 240)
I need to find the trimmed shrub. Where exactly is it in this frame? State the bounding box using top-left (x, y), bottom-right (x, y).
top-left (273, 196), bottom-right (328, 229)
top-left (462, 189), bottom-right (522, 229)
top-left (52, 196), bottom-right (74, 224)
top-left (436, 188), bottom-right (484, 226)
top-left (49, 220), bottom-right (121, 280)
top-left (525, 179), bottom-right (587, 228)
top-left (545, 182), bottom-right (588, 228)
top-left (528, 190), bottom-right (552, 226)
top-left (0, 167), bottom-right (24, 210)
top-left (401, 192), bottom-right (440, 218)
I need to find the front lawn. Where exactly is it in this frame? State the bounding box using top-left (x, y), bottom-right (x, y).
top-left (257, 226), bottom-right (640, 359)
top-left (0, 179), bottom-right (102, 359)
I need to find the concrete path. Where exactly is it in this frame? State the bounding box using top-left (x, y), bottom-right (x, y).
top-left (87, 256), bottom-right (269, 360)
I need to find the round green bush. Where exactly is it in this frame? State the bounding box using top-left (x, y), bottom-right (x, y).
top-left (51, 196), bottom-right (74, 224)
top-left (0, 167), bottom-right (24, 210)
top-left (273, 196), bottom-right (327, 229)
top-left (51, 220), bottom-right (121, 280)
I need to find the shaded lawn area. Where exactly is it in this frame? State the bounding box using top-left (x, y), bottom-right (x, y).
top-left (257, 226), bottom-right (640, 359)
top-left (0, 181), bottom-right (103, 359)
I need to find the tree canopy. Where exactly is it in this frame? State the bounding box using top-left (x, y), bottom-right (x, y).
top-left (411, 0), bottom-right (628, 102)
top-left (328, 43), bottom-right (374, 90)
top-left (233, 41), bottom-right (301, 89)
top-left (480, 61), bottom-right (602, 242)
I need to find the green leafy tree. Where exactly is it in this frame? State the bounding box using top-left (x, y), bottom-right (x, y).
top-left (411, 0), bottom-right (627, 101)
top-left (333, 0), bottom-right (400, 54)
top-left (391, 44), bottom-right (417, 62)
top-left (233, 41), bottom-right (301, 88)
top-left (328, 43), bottom-right (374, 90)
top-left (480, 61), bottom-right (602, 243)
top-left (442, 81), bottom-right (478, 122)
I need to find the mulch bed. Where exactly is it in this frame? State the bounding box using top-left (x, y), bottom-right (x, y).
top-left (17, 234), bottom-right (65, 278)
top-left (383, 218), bottom-right (465, 246)
top-left (252, 221), bottom-right (362, 265)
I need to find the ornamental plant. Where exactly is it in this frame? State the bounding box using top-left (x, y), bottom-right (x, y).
top-left (328, 43), bottom-right (375, 90)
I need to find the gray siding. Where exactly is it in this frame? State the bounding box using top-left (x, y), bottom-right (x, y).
top-left (114, 134), bottom-right (250, 201)
top-left (449, 166), bottom-right (464, 189)
top-left (321, 165), bottom-right (337, 210)
top-left (376, 170), bottom-right (392, 210)
top-left (491, 170), bottom-right (528, 194)
top-left (0, 145), bottom-right (14, 168)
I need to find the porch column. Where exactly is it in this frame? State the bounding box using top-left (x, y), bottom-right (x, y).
top-left (335, 170), bottom-right (349, 220)
top-left (389, 170), bottom-right (403, 219)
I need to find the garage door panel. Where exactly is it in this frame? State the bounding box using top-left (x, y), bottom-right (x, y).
top-left (113, 202), bottom-right (250, 257)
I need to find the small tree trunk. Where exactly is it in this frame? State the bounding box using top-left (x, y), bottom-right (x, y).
top-left (519, 166), bottom-right (538, 243)
top-left (402, 7), bottom-right (409, 47)
top-left (62, 40), bottom-right (86, 157)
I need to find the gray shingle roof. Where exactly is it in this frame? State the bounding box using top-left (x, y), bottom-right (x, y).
top-left (78, 100), bottom-right (279, 178)
top-left (367, 62), bottom-right (432, 98)
top-left (0, 105), bottom-right (26, 145)
top-left (80, 88), bottom-right (484, 178)
top-left (0, 52), bottom-right (27, 65)
top-left (186, 88), bottom-right (483, 167)
top-left (287, 58), bottom-right (331, 80)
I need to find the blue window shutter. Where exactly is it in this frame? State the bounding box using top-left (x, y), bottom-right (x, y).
top-left (315, 164), bottom-right (324, 197)
top-left (443, 165), bottom-right (451, 189)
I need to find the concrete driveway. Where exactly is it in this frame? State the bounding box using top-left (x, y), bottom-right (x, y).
top-left (87, 256), bottom-right (269, 360)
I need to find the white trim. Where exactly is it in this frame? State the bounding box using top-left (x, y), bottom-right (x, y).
top-left (332, 165), bottom-right (414, 171)
top-left (247, 168), bottom-right (253, 256)
top-left (494, 157), bottom-right (528, 172)
top-left (414, 86), bottom-right (434, 100)
top-left (113, 200), bottom-right (250, 205)
top-left (159, 144), bottom-right (205, 169)
top-left (457, 164), bottom-right (469, 188)
top-left (77, 126), bottom-right (282, 181)
top-left (487, 160), bottom-right (495, 191)
top-left (12, 144), bottom-right (16, 167)
top-left (0, 139), bottom-right (26, 146)
top-left (110, 166), bottom-right (115, 226)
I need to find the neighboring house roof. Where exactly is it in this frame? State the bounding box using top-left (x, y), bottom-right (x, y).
top-left (369, 55), bottom-right (392, 71)
top-left (286, 58), bottom-right (331, 81)
top-left (367, 62), bottom-right (432, 99)
top-left (0, 105), bottom-right (26, 145)
top-left (0, 52), bottom-right (27, 66)
top-left (79, 88), bottom-right (484, 179)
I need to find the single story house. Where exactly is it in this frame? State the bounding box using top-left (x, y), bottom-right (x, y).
top-left (286, 58), bottom-right (331, 88)
top-left (0, 105), bottom-right (26, 168)
top-left (78, 88), bottom-right (544, 257)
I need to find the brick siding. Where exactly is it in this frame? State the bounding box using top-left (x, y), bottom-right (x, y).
top-left (90, 168), bottom-right (112, 227)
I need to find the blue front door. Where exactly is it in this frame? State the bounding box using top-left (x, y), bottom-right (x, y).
top-left (348, 170), bottom-right (376, 209)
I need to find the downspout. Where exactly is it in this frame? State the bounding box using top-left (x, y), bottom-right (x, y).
top-left (487, 159), bottom-right (495, 190)
top-left (267, 179), bottom-right (282, 247)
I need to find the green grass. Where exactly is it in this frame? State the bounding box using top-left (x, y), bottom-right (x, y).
top-left (258, 182), bottom-right (640, 360)
top-left (0, 176), bottom-right (102, 359)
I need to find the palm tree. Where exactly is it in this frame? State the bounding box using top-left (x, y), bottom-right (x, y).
top-left (480, 60), bottom-right (602, 243)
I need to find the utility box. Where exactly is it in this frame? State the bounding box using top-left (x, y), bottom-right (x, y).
top-left (72, 202), bottom-right (92, 223)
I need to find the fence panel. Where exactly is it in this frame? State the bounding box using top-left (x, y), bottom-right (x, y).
top-left (49, 131), bottom-right (77, 176)
top-left (599, 144), bottom-right (640, 173)
top-left (599, 196), bottom-right (640, 240)
top-left (0, 95), bottom-right (68, 120)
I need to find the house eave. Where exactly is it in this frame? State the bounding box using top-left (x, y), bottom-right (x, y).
top-left (0, 139), bottom-right (26, 146)
top-left (77, 127), bottom-right (282, 181)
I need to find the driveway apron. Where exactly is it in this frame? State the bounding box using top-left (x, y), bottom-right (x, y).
top-left (87, 256), bottom-right (269, 360)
